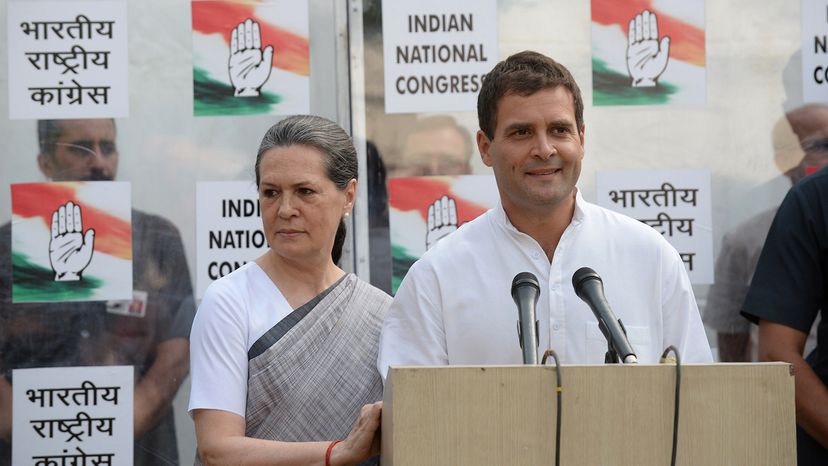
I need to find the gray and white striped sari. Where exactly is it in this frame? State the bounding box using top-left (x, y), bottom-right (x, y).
top-left (245, 273), bottom-right (390, 447)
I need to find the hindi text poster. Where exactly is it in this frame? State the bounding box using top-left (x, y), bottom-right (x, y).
top-left (12, 365), bottom-right (133, 466)
top-left (596, 169), bottom-right (713, 284)
top-left (7, 0), bottom-right (128, 119)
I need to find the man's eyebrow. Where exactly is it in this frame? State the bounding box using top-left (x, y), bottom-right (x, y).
top-left (502, 121), bottom-right (531, 132)
top-left (549, 118), bottom-right (575, 127)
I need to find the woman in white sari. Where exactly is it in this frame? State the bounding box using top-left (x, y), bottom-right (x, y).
top-left (189, 115), bottom-right (390, 466)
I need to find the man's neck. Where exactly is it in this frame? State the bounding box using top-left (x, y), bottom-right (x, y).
top-left (503, 192), bottom-right (577, 262)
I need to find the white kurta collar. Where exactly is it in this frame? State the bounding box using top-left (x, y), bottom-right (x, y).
top-left (492, 187), bottom-right (587, 235)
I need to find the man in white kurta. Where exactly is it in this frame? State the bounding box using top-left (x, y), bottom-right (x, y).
top-left (377, 51), bottom-right (712, 377)
top-left (377, 191), bottom-right (711, 373)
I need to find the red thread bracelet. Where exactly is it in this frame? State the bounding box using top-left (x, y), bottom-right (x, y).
top-left (325, 439), bottom-right (341, 466)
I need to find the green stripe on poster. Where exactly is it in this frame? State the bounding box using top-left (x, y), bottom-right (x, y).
top-left (193, 67), bottom-right (282, 116)
top-left (592, 58), bottom-right (677, 106)
top-left (12, 252), bottom-right (102, 302)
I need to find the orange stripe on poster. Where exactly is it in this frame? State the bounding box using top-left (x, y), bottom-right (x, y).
top-left (389, 178), bottom-right (489, 223)
top-left (592, 0), bottom-right (705, 66)
top-left (192, 1), bottom-right (309, 76)
top-left (11, 183), bottom-right (132, 260)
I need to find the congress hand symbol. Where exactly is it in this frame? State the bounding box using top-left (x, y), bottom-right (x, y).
top-left (426, 196), bottom-right (458, 251)
top-left (626, 10), bottom-right (670, 87)
top-left (49, 201), bottom-right (95, 281)
top-left (229, 19), bottom-right (274, 97)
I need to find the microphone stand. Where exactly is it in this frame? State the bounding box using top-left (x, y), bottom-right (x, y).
top-left (598, 318), bottom-right (636, 364)
top-left (599, 320), bottom-right (620, 363)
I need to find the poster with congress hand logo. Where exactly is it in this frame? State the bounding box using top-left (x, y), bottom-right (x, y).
top-left (389, 175), bottom-right (497, 294)
top-left (191, 0), bottom-right (309, 116)
top-left (11, 182), bottom-right (132, 303)
top-left (591, 0), bottom-right (705, 106)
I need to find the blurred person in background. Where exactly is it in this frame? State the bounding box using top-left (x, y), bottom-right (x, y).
top-left (0, 118), bottom-right (195, 465)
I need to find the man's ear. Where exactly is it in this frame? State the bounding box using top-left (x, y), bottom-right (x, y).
top-left (477, 130), bottom-right (494, 167)
top-left (37, 153), bottom-right (55, 179)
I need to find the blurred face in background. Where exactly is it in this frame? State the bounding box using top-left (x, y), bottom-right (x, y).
top-left (38, 119), bottom-right (118, 181)
top-left (786, 105), bottom-right (828, 184)
top-left (394, 125), bottom-right (472, 177)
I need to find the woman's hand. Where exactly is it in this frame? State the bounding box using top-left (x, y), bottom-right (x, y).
top-left (330, 402), bottom-right (382, 466)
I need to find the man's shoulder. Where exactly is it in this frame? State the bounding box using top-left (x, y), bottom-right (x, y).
top-left (131, 209), bottom-right (187, 263)
top-left (399, 209), bottom-right (495, 286)
top-left (422, 209), bottom-right (495, 259)
top-left (719, 207), bottom-right (777, 253)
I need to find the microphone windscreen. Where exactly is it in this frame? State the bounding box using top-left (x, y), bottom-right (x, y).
top-left (512, 271), bottom-right (539, 291)
top-left (572, 267), bottom-right (602, 294)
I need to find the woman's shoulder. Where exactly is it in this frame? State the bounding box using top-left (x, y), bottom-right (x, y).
top-left (198, 262), bottom-right (268, 319)
top-left (348, 274), bottom-right (392, 308)
top-left (204, 262), bottom-right (263, 295)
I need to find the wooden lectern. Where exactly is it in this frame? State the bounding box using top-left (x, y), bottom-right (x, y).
top-left (381, 364), bottom-right (795, 465)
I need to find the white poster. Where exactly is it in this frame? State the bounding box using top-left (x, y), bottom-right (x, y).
top-left (802, 0), bottom-right (828, 103)
top-left (11, 182), bottom-right (133, 303)
top-left (12, 366), bottom-right (133, 466)
top-left (196, 181), bottom-right (268, 298)
top-left (596, 170), bottom-right (714, 284)
top-left (382, 0), bottom-right (498, 113)
top-left (191, 0), bottom-right (311, 117)
top-left (7, 0), bottom-right (129, 119)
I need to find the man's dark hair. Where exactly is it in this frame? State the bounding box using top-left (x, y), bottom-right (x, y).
top-left (37, 119), bottom-right (117, 156)
top-left (477, 51), bottom-right (584, 139)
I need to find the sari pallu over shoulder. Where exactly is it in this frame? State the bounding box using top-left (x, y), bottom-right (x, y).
top-left (245, 273), bottom-right (390, 443)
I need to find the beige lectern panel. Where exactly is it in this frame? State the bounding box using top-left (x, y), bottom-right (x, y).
top-left (382, 364), bottom-right (795, 466)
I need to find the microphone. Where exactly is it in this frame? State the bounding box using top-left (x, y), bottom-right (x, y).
top-left (572, 267), bottom-right (638, 364)
top-left (511, 272), bottom-right (540, 364)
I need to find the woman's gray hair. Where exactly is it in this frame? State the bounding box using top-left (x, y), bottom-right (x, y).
top-left (255, 115), bottom-right (358, 189)
top-left (255, 115), bottom-right (358, 264)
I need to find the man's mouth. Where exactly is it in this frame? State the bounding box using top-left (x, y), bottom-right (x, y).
top-left (526, 168), bottom-right (562, 176)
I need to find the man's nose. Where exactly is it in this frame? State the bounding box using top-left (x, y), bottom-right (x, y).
top-left (86, 143), bottom-right (110, 167)
top-left (532, 133), bottom-right (556, 159)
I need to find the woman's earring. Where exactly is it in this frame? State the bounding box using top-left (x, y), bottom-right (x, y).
top-left (343, 212), bottom-right (350, 219)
